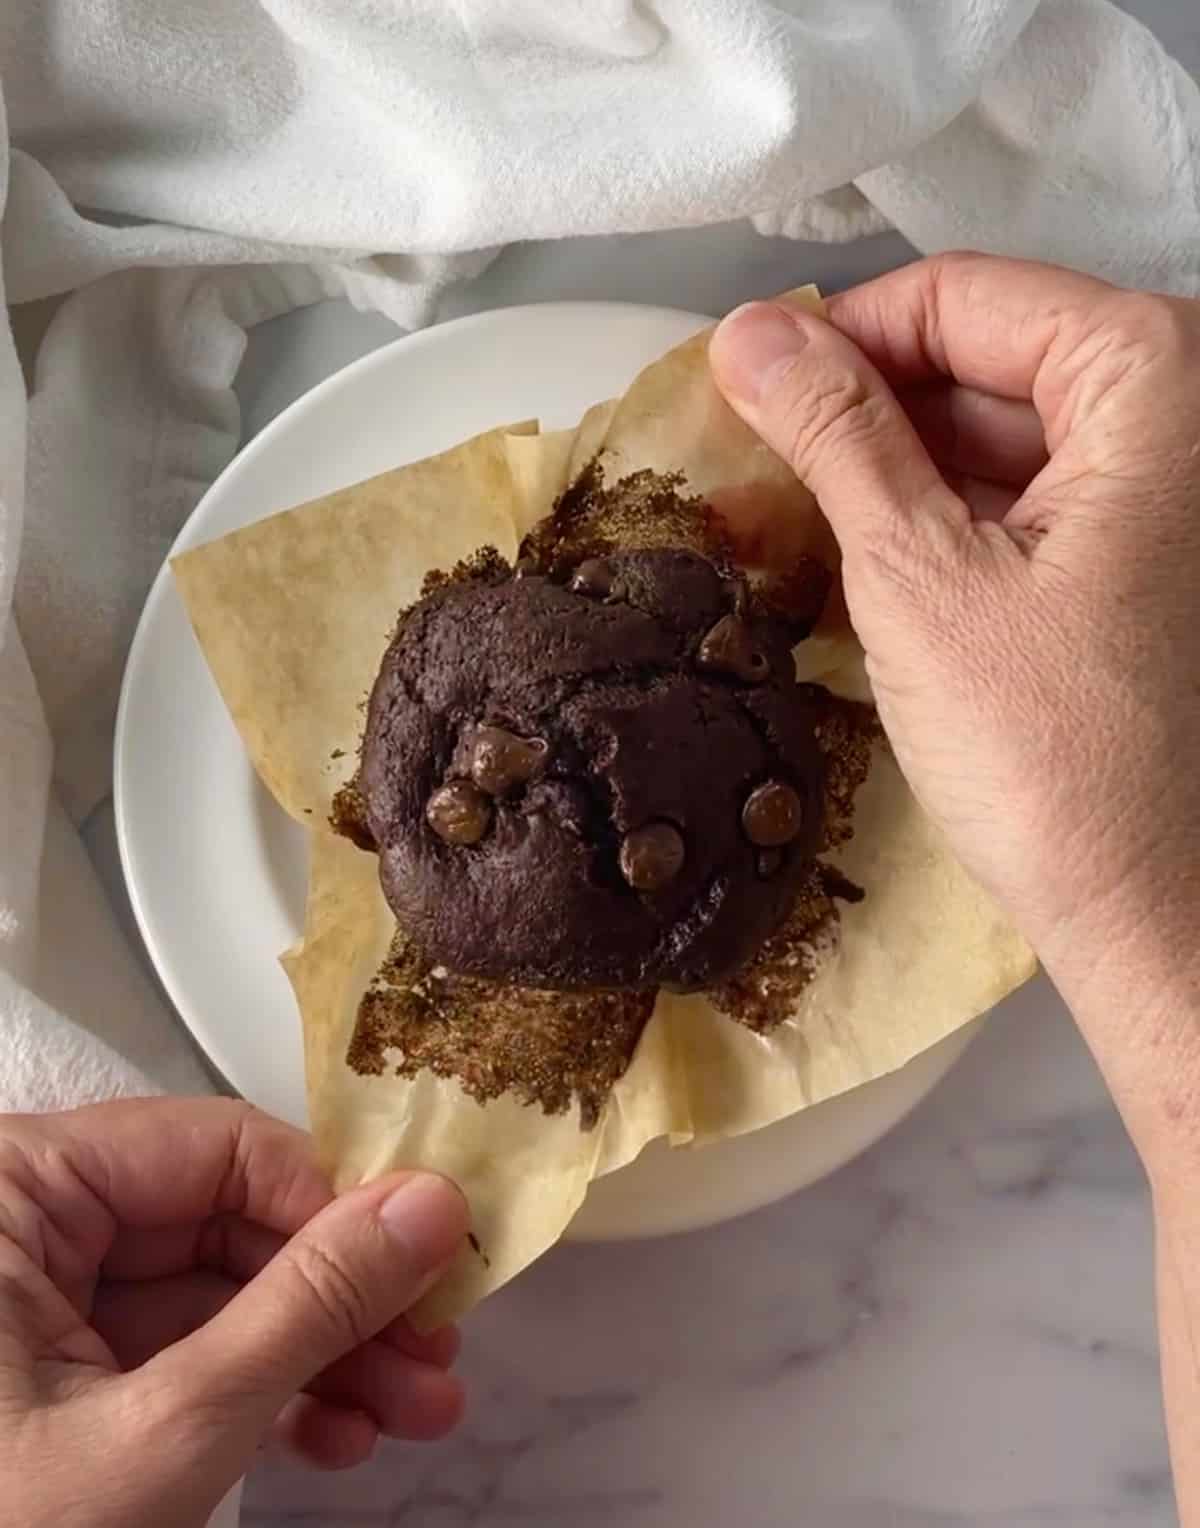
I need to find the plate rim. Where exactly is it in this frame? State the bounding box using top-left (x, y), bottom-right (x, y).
top-left (113, 299), bottom-right (714, 1097)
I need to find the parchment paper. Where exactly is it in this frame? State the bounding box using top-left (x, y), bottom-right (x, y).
top-left (174, 293), bottom-right (1035, 1324)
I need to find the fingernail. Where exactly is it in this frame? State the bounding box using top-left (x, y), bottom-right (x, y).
top-left (711, 302), bottom-right (810, 405)
top-left (379, 1173), bottom-right (469, 1277)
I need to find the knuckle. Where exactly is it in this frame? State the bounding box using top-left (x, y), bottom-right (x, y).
top-left (1107, 291), bottom-right (1198, 360)
top-left (926, 250), bottom-right (991, 344)
top-left (927, 248), bottom-right (987, 282)
top-left (224, 1099), bottom-right (275, 1152)
top-left (0, 1133), bottom-right (27, 1185)
top-left (1050, 293), bottom-right (1200, 439)
top-left (212, 1102), bottom-right (262, 1215)
top-left (0, 1265), bottom-right (42, 1331)
top-left (286, 1237), bottom-right (376, 1351)
top-left (219, 1099), bottom-right (312, 1215)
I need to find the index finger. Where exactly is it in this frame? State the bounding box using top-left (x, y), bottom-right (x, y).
top-left (827, 251), bottom-right (1122, 408)
top-left (8, 1099), bottom-right (332, 1277)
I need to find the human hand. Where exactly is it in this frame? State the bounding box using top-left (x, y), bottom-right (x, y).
top-left (709, 254), bottom-right (1200, 1132)
top-left (0, 1098), bottom-right (468, 1528)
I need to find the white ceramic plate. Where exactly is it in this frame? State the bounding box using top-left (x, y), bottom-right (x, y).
top-left (115, 301), bottom-right (977, 1241)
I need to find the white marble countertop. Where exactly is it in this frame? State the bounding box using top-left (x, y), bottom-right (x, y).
top-left (91, 4), bottom-right (1190, 1522)
top-left (242, 980), bottom-right (1165, 1526)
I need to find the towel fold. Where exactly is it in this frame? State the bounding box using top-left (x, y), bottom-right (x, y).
top-left (1, 0), bottom-right (1197, 1124)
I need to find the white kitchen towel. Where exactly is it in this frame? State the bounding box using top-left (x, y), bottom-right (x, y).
top-left (0, 0), bottom-right (1198, 1120)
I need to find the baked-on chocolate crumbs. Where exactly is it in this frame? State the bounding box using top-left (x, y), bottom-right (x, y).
top-left (347, 923), bottom-right (655, 1129)
top-left (330, 779), bottom-right (375, 852)
top-left (709, 862), bottom-right (841, 1034)
top-left (518, 461), bottom-right (737, 579)
top-left (420, 543), bottom-right (512, 600)
top-left (809, 696), bottom-right (879, 855)
top-left (337, 461), bottom-right (880, 1128)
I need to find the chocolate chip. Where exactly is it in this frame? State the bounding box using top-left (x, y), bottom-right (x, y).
top-left (756, 848), bottom-right (784, 879)
top-left (570, 557), bottom-right (615, 599)
top-left (469, 726), bottom-right (547, 796)
top-left (696, 614), bottom-right (769, 684)
top-left (742, 780), bottom-right (805, 847)
top-left (619, 821), bottom-right (686, 892)
top-left (426, 780), bottom-right (492, 845)
top-left (513, 556), bottom-right (537, 579)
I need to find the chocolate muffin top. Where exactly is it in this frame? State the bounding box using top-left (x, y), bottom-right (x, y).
top-left (357, 547), bottom-right (827, 992)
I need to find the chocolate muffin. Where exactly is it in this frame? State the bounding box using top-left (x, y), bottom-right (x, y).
top-left (357, 547), bottom-right (827, 992)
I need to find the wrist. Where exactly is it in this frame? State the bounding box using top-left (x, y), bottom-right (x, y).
top-left (1040, 898), bottom-right (1200, 1178)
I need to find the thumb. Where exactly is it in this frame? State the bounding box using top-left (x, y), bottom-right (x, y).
top-left (709, 299), bottom-right (971, 587)
top-left (148, 1171), bottom-right (467, 1438)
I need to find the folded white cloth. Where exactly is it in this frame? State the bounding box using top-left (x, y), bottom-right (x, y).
top-left (1, 0), bottom-right (1198, 1118)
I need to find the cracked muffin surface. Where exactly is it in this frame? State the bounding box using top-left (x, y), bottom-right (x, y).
top-left (358, 546), bottom-right (827, 991)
